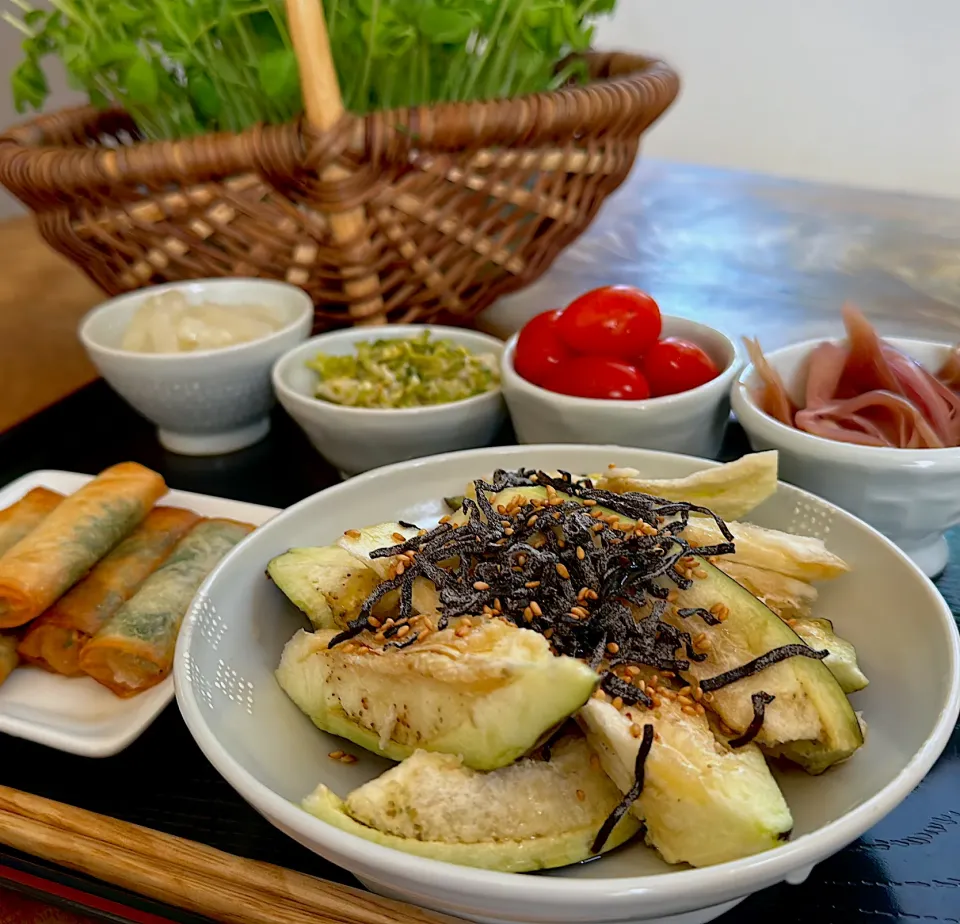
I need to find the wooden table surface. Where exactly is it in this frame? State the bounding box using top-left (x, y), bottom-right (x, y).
top-left (0, 217), bottom-right (100, 433)
top-left (4, 159), bottom-right (960, 436)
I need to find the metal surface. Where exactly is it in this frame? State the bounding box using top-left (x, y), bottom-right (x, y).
top-left (481, 159), bottom-right (960, 348)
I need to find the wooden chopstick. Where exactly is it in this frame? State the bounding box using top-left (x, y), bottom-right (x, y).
top-left (0, 786), bottom-right (462, 924)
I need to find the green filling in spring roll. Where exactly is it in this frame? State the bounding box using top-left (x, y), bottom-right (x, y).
top-left (79, 518), bottom-right (254, 697)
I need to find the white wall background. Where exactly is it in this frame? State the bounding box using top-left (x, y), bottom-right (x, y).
top-left (595, 0), bottom-right (960, 199)
top-left (1, 0), bottom-right (959, 218)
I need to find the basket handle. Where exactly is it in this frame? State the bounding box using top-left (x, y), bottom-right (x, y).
top-left (286, 0), bottom-right (384, 321)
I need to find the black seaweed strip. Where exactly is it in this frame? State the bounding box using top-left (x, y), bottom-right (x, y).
top-left (591, 724), bottom-right (655, 854)
top-left (728, 691), bottom-right (776, 748)
top-left (699, 645), bottom-right (829, 693)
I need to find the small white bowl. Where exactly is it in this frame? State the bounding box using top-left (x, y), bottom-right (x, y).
top-left (272, 326), bottom-right (507, 477)
top-left (501, 316), bottom-right (740, 459)
top-left (79, 279), bottom-right (313, 456)
top-left (732, 336), bottom-right (960, 577)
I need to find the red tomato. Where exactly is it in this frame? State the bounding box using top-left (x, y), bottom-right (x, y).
top-left (513, 309), bottom-right (574, 387)
top-left (545, 356), bottom-right (651, 400)
top-left (556, 286), bottom-right (662, 360)
top-left (642, 338), bottom-right (720, 397)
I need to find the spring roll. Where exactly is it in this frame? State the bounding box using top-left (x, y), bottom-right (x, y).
top-left (0, 463), bottom-right (166, 629)
top-left (80, 518), bottom-right (254, 697)
top-left (17, 507), bottom-right (201, 676)
top-left (0, 488), bottom-right (64, 556)
top-left (0, 633), bottom-right (18, 687)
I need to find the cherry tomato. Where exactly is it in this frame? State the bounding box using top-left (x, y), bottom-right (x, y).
top-left (545, 356), bottom-right (651, 400)
top-left (641, 338), bottom-right (720, 397)
top-left (556, 286), bottom-right (662, 360)
top-left (513, 309), bottom-right (574, 387)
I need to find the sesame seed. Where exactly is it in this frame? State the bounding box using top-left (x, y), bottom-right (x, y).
top-left (594, 689), bottom-right (608, 701)
top-left (682, 705), bottom-right (697, 716)
top-left (523, 607), bottom-right (534, 623)
top-left (367, 616), bottom-right (381, 628)
top-left (576, 789), bottom-right (586, 802)
top-left (666, 590), bottom-right (678, 603)
top-left (576, 546), bottom-right (586, 560)
top-left (590, 509), bottom-right (605, 519)
top-left (630, 723), bottom-right (643, 738)
top-left (530, 601), bottom-right (542, 617)
top-left (692, 687), bottom-right (703, 701)
top-left (397, 625), bottom-right (410, 638)
top-left (651, 696), bottom-right (662, 708)
top-left (439, 514), bottom-right (452, 524)
top-left (517, 554), bottom-right (527, 566)
top-left (612, 696), bottom-right (624, 710)
top-left (606, 642), bottom-right (620, 654)
top-left (525, 580), bottom-right (541, 589)
top-left (590, 753), bottom-right (601, 770)
top-left (695, 703), bottom-right (706, 715)
top-left (694, 569), bottom-right (708, 579)
top-left (636, 679), bottom-right (646, 691)
top-left (527, 515), bottom-right (538, 527)
top-left (497, 505), bottom-right (507, 514)
top-left (553, 512), bottom-right (562, 520)
top-left (396, 561), bottom-right (405, 575)
top-left (583, 499), bottom-right (597, 506)
top-left (504, 527), bottom-right (515, 536)
top-left (329, 750), bottom-right (344, 759)
top-left (592, 523), bottom-right (605, 533)
top-left (677, 695), bottom-right (694, 706)
top-left (678, 685), bottom-right (691, 695)
top-left (608, 463), bottom-right (617, 469)
top-left (344, 529), bottom-right (361, 539)
top-left (571, 606), bottom-right (589, 618)
top-left (494, 598), bottom-right (503, 612)
top-left (556, 563), bottom-right (570, 579)
top-left (543, 628), bottom-right (554, 639)
top-left (342, 754), bottom-right (358, 765)
top-left (473, 581), bottom-right (490, 591)
top-left (455, 626), bottom-right (471, 637)
top-left (392, 532), bottom-right (407, 543)
top-left (586, 589), bottom-right (598, 600)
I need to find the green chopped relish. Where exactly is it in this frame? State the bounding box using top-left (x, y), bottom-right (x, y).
top-left (307, 331), bottom-right (500, 409)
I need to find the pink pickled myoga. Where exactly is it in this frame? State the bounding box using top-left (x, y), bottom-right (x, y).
top-left (748, 304), bottom-right (960, 448)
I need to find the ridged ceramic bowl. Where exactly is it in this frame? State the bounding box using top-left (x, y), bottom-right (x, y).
top-left (174, 445), bottom-right (958, 924)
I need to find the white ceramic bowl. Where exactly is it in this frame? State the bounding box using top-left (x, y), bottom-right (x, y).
top-left (272, 325), bottom-right (507, 477)
top-left (79, 279), bottom-right (313, 456)
top-left (174, 445), bottom-right (959, 924)
top-left (732, 336), bottom-right (960, 577)
top-left (501, 317), bottom-right (739, 460)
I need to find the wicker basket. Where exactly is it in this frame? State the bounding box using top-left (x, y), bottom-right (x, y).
top-left (0, 0), bottom-right (679, 331)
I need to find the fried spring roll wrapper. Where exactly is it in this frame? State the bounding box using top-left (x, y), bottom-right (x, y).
top-left (0, 463), bottom-right (167, 629)
top-left (0, 488), bottom-right (65, 556)
top-left (0, 633), bottom-right (18, 686)
top-left (17, 507), bottom-right (201, 676)
top-left (80, 519), bottom-right (254, 697)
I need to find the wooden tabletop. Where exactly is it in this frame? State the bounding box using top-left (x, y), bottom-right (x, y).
top-left (5, 158), bottom-right (960, 434)
top-left (0, 217), bottom-right (101, 433)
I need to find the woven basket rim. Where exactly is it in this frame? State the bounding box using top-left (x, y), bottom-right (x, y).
top-left (0, 51), bottom-right (679, 199)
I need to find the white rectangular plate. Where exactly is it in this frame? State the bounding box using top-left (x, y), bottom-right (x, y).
top-left (0, 470), bottom-right (279, 757)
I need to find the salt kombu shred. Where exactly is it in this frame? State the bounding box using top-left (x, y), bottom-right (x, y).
top-left (727, 691), bottom-right (776, 748)
top-left (591, 723), bottom-right (655, 854)
top-left (699, 645), bottom-right (829, 694)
